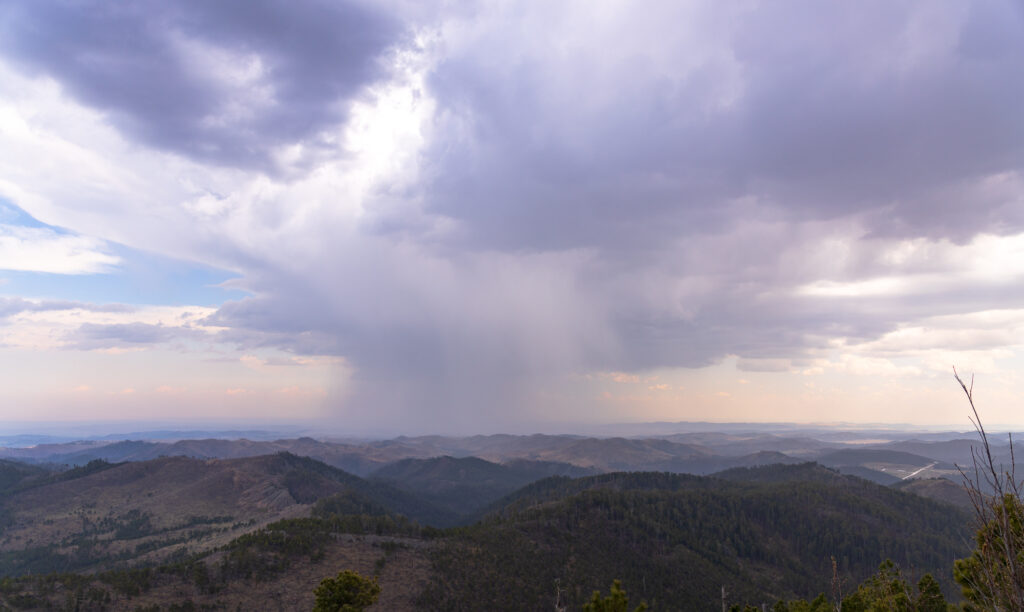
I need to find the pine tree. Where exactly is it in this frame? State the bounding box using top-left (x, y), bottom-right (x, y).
top-left (312, 569), bottom-right (380, 612)
top-left (913, 574), bottom-right (947, 612)
top-left (582, 579), bottom-right (647, 612)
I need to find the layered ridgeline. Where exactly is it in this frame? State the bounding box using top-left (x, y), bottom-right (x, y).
top-left (0, 431), bottom-right (995, 483)
top-left (0, 453), bottom-right (595, 579)
top-left (0, 455), bottom-right (971, 610)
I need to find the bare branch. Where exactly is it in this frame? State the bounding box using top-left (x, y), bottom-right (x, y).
top-left (953, 367), bottom-right (1024, 610)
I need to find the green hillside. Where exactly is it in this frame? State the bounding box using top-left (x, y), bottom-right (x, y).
top-left (0, 459), bottom-right (48, 495)
top-left (0, 459), bottom-right (978, 610)
top-left (370, 456), bottom-right (597, 518)
top-left (421, 467), bottom-right (971, 610)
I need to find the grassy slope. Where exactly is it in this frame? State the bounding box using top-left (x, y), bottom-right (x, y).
top-left (0, 453), bottom-right (456, 576)
top-left (892, 477), bottom-right (972, 511)
top-left (0, 525), bottom-right (434, 611)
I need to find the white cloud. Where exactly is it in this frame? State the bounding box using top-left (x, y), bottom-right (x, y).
top-left (796, 231), bottom-right (1024, 299)
top-left (1, 302), bottom-right (217, 351)
top-left (0, 225), bottom-right (119, 274)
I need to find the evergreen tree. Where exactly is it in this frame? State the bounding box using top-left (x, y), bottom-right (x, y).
top-left (913, 574), bottom-right (947, 612)
top-left (841, 560), bottom-right (912, 612)
top-left (312, 569), bottom-right (380, 612)
top-left (954, 493), bottom-right (1024, 610)
top-left (769, 563), bottom-right (950, 612)
top-left (583, 579), bottom-right (647, 612)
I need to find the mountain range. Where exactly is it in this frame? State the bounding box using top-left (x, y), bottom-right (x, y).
top-left (0, 428), bottom-right (997, 609)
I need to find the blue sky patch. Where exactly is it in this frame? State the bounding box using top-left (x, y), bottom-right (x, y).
top-left (0, 199), bottom-right (246, 306)
top-left (0, 199), bottom-right (61, 231)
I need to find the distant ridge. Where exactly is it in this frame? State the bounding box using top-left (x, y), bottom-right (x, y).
top-left (369, 455), bottom-right (597, 516)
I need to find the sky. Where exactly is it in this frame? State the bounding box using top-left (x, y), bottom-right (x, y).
top-left (0, 1), bottom-right (1023, 435)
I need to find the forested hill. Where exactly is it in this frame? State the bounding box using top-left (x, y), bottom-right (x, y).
top-left (0, 459), bottom-right (976, 609)
top-left (474, 462), bottom-right (846, 519)
top-left (424, 465), bottom-right (971, 611)
top-left (0, 459), bottom-right (48, 494)
top-left (368, 455), bottom-right (598, 517)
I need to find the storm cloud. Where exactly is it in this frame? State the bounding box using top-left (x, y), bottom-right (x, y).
top-left (1, 1), bottom-right (1023, 429)
top-left (412, 2), bottom-right (1024, 252)
top-left (0, 0), bottom-right (403, 171)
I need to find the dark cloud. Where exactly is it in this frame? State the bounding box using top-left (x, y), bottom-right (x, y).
top-left (193, 2), bottom-right (1024, 429)
top-left (403, 1), bottom-right (1024, 252)
top-left (0, 0), bottom-right (403, 170)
